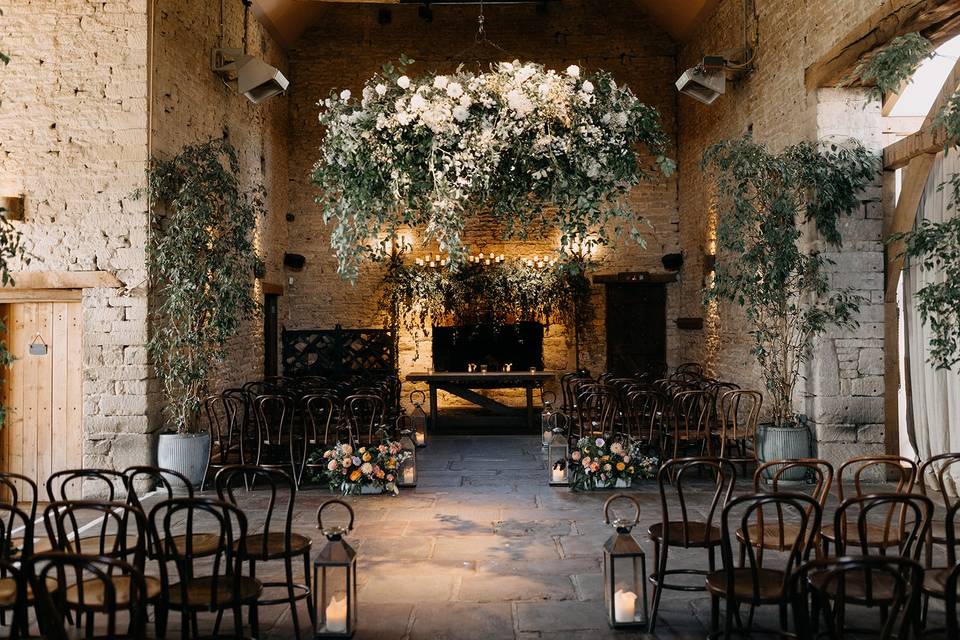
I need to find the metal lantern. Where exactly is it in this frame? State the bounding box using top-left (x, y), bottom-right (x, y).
top-left (541, 391), bottom-right (558, 447)
top-left (602, 494), bottom-right (648, 630)
top-left (410, 390), bottom-right (428, 448)
top-left (314, 500), bottom-right (358, 638)
top-left (547, 427), bottom-right (569, 486)
top-left (396, 419), bottom-right (418, 488)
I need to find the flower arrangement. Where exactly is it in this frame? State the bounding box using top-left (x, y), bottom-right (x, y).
top-left (316, 440), bottom-right (412, 496)
top-left (567, 437), bottom-right (659, 491)
top-left (314, 57), bottom-right (675, 281)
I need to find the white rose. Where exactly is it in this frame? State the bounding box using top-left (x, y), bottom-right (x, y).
top-left (566, 64), bottom-right (580, 78)
top-left (458, 94), bottom-right (472, 108)
top-left (339, 89), bottom-right (351, 101)
top-left (433, 75), bottom-right (449, 90)
top-left (409, 94), bottom-right (427, 111)
top-left (397, 75), bottom-right (410, 89)
top-left (538, 82), bottom-right (551, 98)
top-left (446, 82), bottom-right (464, 99)
top-left (361, 462), bottom-right (373, 475)
top-left (452, 105), bottom-right (470, 122)
top-left (582, 80), bottom-right (594, 94)
top-left (375, 83), bottom-right (387, 96)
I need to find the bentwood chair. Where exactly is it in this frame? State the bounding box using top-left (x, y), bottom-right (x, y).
top-left (43, 500), bottom-right (161, 638)
top-left (0, 504), bottom-right (37, 637)
top-left (707, 492), bottom-right (821, 639)
top-left (944, 550), bottom-right (960, 639)
top-left (216, 466), bottom-right (315, 639)
top-left (715, 389), bottom-right (762, 468)
top-left (648, 457), bottom-right (737, 633)
top-left (252, 394), bottom-right (305, 487)
top-left (662, 390), bottom-right (712, 460)
top-left (920, 501), bottom-right (960, 631)
top-left (345, 394), bottom-right (388, 446)
top-left (149, 497), bottom-right (262, 640)
top-left (202, 390), bottom-right (248, 491)
top-left (740, 459), bottom-right (833, 566)
top-left (46, 468), bottom-right (129, 503)
top-left (622, 388), bottom-right (663, 453)
top-left (916, 452), bottom-right (960, 567)
top-left (820, 456), bottom-right (918, 556)
top-left (31, 553), bottom-right (150, 640)
top-left (675, 362), bottom-right (704, 376)
top-left (0, 472), bottom-right (49, 557)
top-left (790, 556), bottom-right (924, 640)
top-left (0, 558), bottom-right (27, 640)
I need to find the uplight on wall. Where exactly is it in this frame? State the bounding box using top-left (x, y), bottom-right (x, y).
top-left (212, 48), bottom-right (289, 104)
top-left (0, 194), bottom-right (25, 221)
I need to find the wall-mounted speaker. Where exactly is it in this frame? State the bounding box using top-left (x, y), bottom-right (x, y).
top-left (283, 253), bottom-right (306, 271)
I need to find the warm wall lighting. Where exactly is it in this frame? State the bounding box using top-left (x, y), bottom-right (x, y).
top-left (0, 195), bottom-right (25, 221)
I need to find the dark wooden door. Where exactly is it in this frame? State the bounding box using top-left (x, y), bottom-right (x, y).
top-left (605, 283), bottom-right (666, 376)
top-left (264, 294), bottom-right (279, 377)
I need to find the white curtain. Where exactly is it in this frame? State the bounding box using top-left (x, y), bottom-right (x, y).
top-left (904, 151), bottom-right (960, 490)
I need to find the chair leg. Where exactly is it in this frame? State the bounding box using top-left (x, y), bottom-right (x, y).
top-left (304, 551), bottom-right (317, 629)
top-left (249, 560), bottom-right (260, 639)
top-left (649, 540), bottom-right (668, 633)
top-left (155, 600), bottom-right (169, 639)
top-left (709, 594), bottom-right (720, 638)
top-left (233, 602), bottom-right (245, 640)
top-left (180, 610), bottom-right (190, 640)
top-left (286, 556), bottom-right (302, 640)
top-left (723, 596), bottom-right (735, 638)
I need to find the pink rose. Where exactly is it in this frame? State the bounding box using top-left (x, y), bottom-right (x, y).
top-left (623, 455), bottom-right (631, 463)
top-left (327, 460), bottom-right (338, 471)
top-left (583, 456), bottom-right (591, 465)
top-left (571, 451), bottom-right (582, 461)
top-left (342, 458), bottom-right (352, 468)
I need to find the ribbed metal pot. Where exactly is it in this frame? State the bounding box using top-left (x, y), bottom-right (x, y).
top-left (156, 432), bottom-right (210, 488)
top-left (757, 425), bottom-right (813, 482)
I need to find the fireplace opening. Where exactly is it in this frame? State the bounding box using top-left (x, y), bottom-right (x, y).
top-left (431, 322), bottom-right (545, 372)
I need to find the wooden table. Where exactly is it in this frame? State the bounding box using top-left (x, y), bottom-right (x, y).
top-left (405, 371), bottom-right (557, 430)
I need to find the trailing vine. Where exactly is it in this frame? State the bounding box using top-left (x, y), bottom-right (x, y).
top-left (143, 138), bottom-right (264, 433)
top-left (314, 57), bottom-right (675, 281)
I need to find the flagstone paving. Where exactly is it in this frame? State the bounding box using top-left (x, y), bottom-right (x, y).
top-left (153, 435), bottom-right (943, 639)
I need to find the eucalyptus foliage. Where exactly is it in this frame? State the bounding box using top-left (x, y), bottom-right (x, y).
top-left (846, 32), bottom-right (933, 100)
top-left (702, 135), bottom-right (878, 428)
top-left (314, 58), bottom-right (675, 281)
top-left (380, 254), bottom-right (593, 358)
top-left (145, 139), bottom-right (263, 433)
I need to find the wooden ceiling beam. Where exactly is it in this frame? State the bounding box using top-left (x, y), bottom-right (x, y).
top-left (805, 0), bottom-right (960, 92)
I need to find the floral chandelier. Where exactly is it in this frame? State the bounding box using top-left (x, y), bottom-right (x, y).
top-left (313, 56), bottom-right (676, 281)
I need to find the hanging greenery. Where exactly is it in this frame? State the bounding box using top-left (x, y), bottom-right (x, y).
top-left (143, 138), bottom-right (264, 433)
top-left (379, 253), bottom-right (593, 357)
top-left (313, 57), bottom-right (675, 281)
top-left (852, 33), bottom-right (960, 369)
top-left (702, 135), bottom-right (878, 428)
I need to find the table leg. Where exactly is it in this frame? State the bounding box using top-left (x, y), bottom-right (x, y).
top-left (526, 386), bottom-right (534, 431)
top-left (429, 385), bottom-right (439, 432)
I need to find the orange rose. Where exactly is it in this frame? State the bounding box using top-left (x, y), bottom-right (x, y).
top-left (349, 469), bottom-right (362, 482)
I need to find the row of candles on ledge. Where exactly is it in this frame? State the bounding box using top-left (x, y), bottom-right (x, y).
top-left (413, 251), bottom-right (561, 269)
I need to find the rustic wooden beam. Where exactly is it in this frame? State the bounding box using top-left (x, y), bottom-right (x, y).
top-left (885, 153), bottom-right (936, 300)
top-left (805, 0), bottom-right (960, 92)
top-left (3, 271), bottom-right (123, 290)
top-left (0, 289), bottom-right (83, 303)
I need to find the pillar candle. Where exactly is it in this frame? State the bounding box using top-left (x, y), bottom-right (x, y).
top-left (614, 589), bottom-right (637, 623)
top-left (325, 595), bottom-right (347, 633)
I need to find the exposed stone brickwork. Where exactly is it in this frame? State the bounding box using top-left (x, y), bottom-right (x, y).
top-left (0, 0), bottom-right (153, 469)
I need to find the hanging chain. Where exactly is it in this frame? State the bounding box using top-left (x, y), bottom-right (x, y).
top-left (476, 0), bottom-right (485, 43)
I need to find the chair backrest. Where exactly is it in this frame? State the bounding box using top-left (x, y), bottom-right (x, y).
top-left (303, 393), bottom-right (340, 446)
top-left (944, 502), bottom-right (960, 638)
top-left (917, 452), bottom-right (960, 512)
top-left (43, 500), bottom-right (148, 566)
top-left (148, 497), bottom-right (248, 610)
top-left (215, 465), bottom-right (297, 558)
top-left (0, 557), bottom-right (27, 637)
top-left (254, 393), bottom-right (297, 446)
top-left (717, 389), bottom-right (761, 449)
top-left (0, 472), bottom-right (39, 521)
top-left (675, 362), bottom-right (703, 376)
top-left (754, 459), bottom-right (833, 506)
top-left (657, 457), bottom-right (737, 546)
top-left (345, 394), bottom-right (387, 444)
top-left (31, 552), bottom-right (149, 640)
top-left (622, 388), bottom-right (662, 446)
top-left (833, 493), bottom-right (932, 559)
top-left (789, 556), bottom-right (923, 640)
top-left (720, 492), bottom-right (821, 601)
top-left (46, 468), bottom-right (129, 503)
top-left (0, 503), bottom-right (33, 562)
top-left (204, 391), bottom-right (246, 465)
top-left (835, 455), bottom-right (918, 501)
top-left (575, 386), bottom-right (616, 436)
top-left (671, 390), bottom-right (711, 441)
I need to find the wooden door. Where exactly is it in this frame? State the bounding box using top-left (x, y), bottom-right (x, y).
top-left (0, 301), bottom-right (83, 495)
top-left (605, 283), bottom-right (667, 376)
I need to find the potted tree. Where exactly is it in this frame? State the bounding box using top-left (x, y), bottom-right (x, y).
top-left (145, 138), bottom-right (263, 487)
top-left (702, 135), bottom-right (877, 468)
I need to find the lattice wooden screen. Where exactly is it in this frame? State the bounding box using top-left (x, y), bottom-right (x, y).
top-left (282, 325), bottom-right (395, 377)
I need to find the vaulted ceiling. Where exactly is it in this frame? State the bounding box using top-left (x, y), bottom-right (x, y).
top-left (251, 0), bottom-right (720, 48)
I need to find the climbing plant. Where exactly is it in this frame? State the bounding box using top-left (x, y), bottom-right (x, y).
top-left (702, 135), bottom-right (878, 428)
top-left (314, 57), bottom-right (675, 281)
top-left (144, 138), bottom-right (264, 433)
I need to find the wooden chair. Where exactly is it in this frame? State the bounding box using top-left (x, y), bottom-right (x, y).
top-left (920, 500), bottom-right (960, 630)
top-left (943, 543), bottom-right (960, 639)
top-left (675, 362), bottom-right (703, 376)
top-left (31, 552), bottom-right (150, 640)
top-left (648, 457), bottom-right (736, 633)
top-left (216, 465), bottom-right (315, 639)
top-left (252, 394), bottom-right (304, 487)
top-left (820, 455), bottom-right (918, 555)
top-left (662, 390), bottom-right (712, 460)
top-left (0, 504), bottom-right (37, 637)
top-left (149, 497), bottom-right (262, 640)
top-left (574, 386), bottom-right (616, 438)
top-left (0, 472), bottom-right (49, 557)
top-left (715, 389), bottom-right (761, 467)
top-left (790, 555), bottom-right (924, 640)
top-left (344, 393), bottom-right (388, 446)
top-left (201, 390), bottom-right (248, 491)
top-left (43, 500), bottom-right (160, 638)
top-left (916, 452), bottom-right (960, 567)
top-left (740, 459), bottom-right (833, 565)
top-left (46, 468), bottom-right (129, 503)
top-left (707, 492), bottom-right (821, 638)
top-left (621, 388), bottom-right (662, 454)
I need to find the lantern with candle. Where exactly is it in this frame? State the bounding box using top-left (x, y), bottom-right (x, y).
top-left (540, 391), bottom-right (557, 447)
top-left (409, 390), bottom-right (428, 447)
top-left (602, 494), bottom-right (648, 630)
top-left (396, 416), bottom-right (418, 488)
top-left (547, 426), bottom-right (569, 487)
top-left (314, 500), bottom-right (358, 638)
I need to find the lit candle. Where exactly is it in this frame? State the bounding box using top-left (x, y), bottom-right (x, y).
top-left (552, 467), bottom-right (565, 483)
top-left (435, 253), bottom-right (441, 261)
top-left (416, 258), bottom-right (424, 266)
top-left (479, 252), bottom-right (485, 259)
top-left (485, 259), bottom-right (491, 265)
top-left (403, 466), bottom-right (415, 484)
top-left (543, 430), bottom-right (552, 444)
top-left (537, 261), bottom-right (544, 268)
top-left (325, 595), bottom-right (347, 633)
top-left (614, 589), bottom-right (637, 623)
top-left (429, 261), bottom-right (436, 268)
top-left (416, 431), bottom-right (425, 446)
top-left (498, 254), bottom-right (504, 262)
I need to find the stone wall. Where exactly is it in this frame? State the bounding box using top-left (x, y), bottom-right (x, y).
top-left (677, 0), bottom-right (888, 465)
top-left (285, 0), bottom-right (684, 407)
top-left (151, 0), bottom-right (290, 405)
top-left (0, 0), bottom-right (153, 469)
